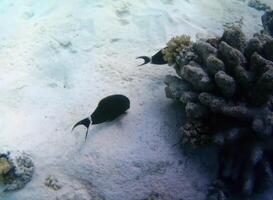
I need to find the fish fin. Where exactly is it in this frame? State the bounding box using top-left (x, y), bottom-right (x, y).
top-left (136, 56), bottom-right (150, 66)
top-left (85, 128), bottom-right (89, 142)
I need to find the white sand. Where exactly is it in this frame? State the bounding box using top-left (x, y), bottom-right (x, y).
top-left (0, 0), bottom-right (271, 199)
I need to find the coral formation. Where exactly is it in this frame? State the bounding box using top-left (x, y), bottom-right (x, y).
top-left (262, 10), bottom-right (273, 37)
top-left (164, 21), bottom-right (273, 197)
top-left (0, 151), bottom-right (34, 192)
top-left (0, 156), bottom-right (12, 175)
top-left (44, 175), bottom-right (62, 191)
top-left (180, 121), bottom-right (212, 148)
top-left (162, 35), bottom-right (192, 66)
top-left (248, 0), bottom-right (271, 11)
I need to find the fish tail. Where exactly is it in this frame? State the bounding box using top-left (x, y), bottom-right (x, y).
top-left (136, 56), bottom-right (151, 66)
top-left (72, 117), bottom-right (91, 131)
top-left (72, 117), bottom-right (92, 141)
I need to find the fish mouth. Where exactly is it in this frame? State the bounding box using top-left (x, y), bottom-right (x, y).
top-left (72, 117), bottom-right (91, 141)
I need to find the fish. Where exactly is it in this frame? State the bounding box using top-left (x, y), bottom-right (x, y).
top-left (72, 94), bottom-right (130, 141)
top-left (136, 48), bottom-right (168, 66)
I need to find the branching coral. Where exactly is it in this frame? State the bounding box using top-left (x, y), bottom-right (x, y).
top-left (164, 24), bottom-right (273, 198)
top-left (162, 35), bottom-right (192, 66)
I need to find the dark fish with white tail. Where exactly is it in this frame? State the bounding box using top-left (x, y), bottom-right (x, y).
top-left (72, 94), bottom-right (130, 141)
top-left (136, 48), bottom-right (167, 66)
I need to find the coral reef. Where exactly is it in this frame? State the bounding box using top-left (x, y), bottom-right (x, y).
top-left (0, 151), bottom-right (34, 192)
top-left (162, 35), bottom-right (192, 66)
top-left (44, 175), bottom-right (62, 191)
top-left (262, 10), bottom-right (273, 37)
top-left (164, 22), bottom-right (273, 197)
top-left (248, 0), bottom-right (271, 11)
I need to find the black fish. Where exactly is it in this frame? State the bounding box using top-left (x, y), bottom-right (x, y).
top-left (72, 94), bottom-right (130, 141)
top-left (136, 48), bottom-right (167, 66)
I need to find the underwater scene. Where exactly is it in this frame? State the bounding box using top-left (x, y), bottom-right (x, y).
top-left (0, 0), bottom-right (273, 199)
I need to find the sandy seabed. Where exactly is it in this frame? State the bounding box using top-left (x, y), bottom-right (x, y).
top-left (0, 0), bottom-right (272, 199)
